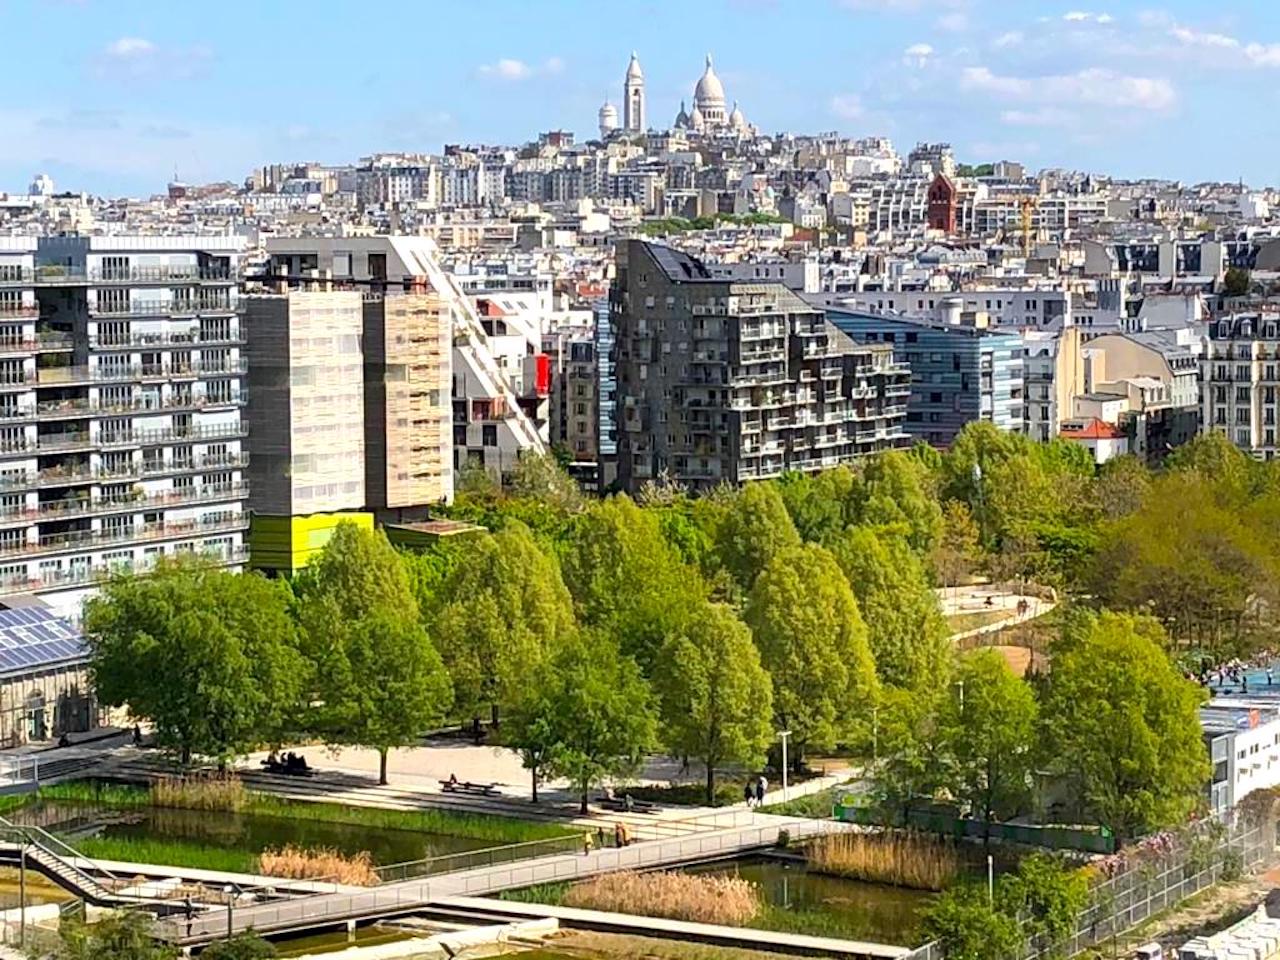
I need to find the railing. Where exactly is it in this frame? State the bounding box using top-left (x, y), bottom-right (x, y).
top-left (0, 815), bottom-right (125, 900)
top-left (33, 361), bottom-right (247, 385)
top-left (0, 545), bottom-right (248, 595)
top-left (0, 422), bottom-right (250, 455)
top-left (88, 330), bottom-right (243, 348)
top-left (0, 514), bottom-right (248, 559)
top-left (0, 266), bottom-right (240, 285)
top-left (0, 392), bottom-right (244, 422)
top-left (0, 482), bottom-right (248, 525)
top-left (90, 299), bottom-right (233, 317)
top-left (0, 306), bottom-right (39, 320)
top-left (373, 834), bottom-right (585, 883)
top-left (0, 454), bottom-right (249, 491)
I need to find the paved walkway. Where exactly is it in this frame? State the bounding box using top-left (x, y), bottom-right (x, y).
top-left (937, 583), bottom-right (1054, 641)
top-left (163, 815), bottom-right (853, 946)
top-left (436, 896), bottom-right (910, 959)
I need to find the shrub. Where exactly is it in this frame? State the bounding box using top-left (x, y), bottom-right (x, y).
top-left (257, 845), bottom-right (379, 886)
top-left (808, 830), bottom-right (959, 891)
top-left (153, 775), bottom-right (246, 812)
top-left (563, 870), bottom-right (760, 925)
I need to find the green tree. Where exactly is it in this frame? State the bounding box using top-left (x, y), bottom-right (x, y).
top-left (942, 650), bottom-right (1038, 828)
top-left (201, 934), bottom-right (279, 960)
top-left (297, 522), bottom-right (452, 784)
top-left (86, 559), bottom-right (304, 766)
top-left (48, 910), bottom-right (179, 960)
top-left (922, 884), bottom-right (1023, 960)
top-left (1094, 455), bottom-right (1151, 519)
top-left (1165, 430), bottom-right (1254, 500)
top-left (504, 688), bottom-right (561, 803)
top-left (776, 467), bottom-right (856, 543)
top-left (507, 451), bottom-right (585, 515)
top-left (855, 450), bottom-right (944, 554)
top-left (432, 522), bottom-right (575, 728)
top-left (828, 527), bottom-right (951, 690)
top-left (716, 482), bottom-right (801, 592)
top-left (1039, 611), bottom-right (1209, 839)
top-left (870, 685), bottom-right (949, 824)
top-left (653, 602), bottom-right (774, 802)
top-left (745, 544), bottom-right (879, 766)
top-left (560, 495), bottom-right (704, 670)
top-left (996, 852), bottom-right (1089, 957)
top-left (1092, 471), bottom-right (1279, 654)
top-left (1223, 265), bottom-right (1252, 297)
top-left (930, 500), bottom-right (981, 589)
top-left (516, 634), bottom-right (657, 812)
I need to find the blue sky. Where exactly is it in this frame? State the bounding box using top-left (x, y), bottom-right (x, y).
top-left (3, 0), bottom-right (1280, 196)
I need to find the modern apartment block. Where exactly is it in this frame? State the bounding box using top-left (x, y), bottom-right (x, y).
top-left (820, 302), bottom-right (1025, 447)
top-left (612, 240), bottom-right (909, 493)
top-left (243, 290), bottom-right (367, 518)
top-left (262, 235), bottom-right (541, 485)
top-left (0, 236), bottom-right (248, 618)
top-left (1202, 313), bottom-right (1280, 459)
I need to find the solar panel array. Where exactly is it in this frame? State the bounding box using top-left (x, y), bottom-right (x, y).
top-left (0, 607), bottom-right (87, 676)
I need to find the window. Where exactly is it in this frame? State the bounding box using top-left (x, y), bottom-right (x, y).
top-left (905, 332), bottom-right (918, 344)
top-left (482, 425), bottom-right (497, 447)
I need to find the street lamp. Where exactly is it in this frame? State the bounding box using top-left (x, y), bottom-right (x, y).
top-left (223, 885), bottom-right (235, 941)
top-left (956, 679), bottom-right (965, 713)
top-left (777, 730), bottom-right (792, 802)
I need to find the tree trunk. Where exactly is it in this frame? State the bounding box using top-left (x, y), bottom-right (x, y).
top-left (531, 766), bottom-right (539, 804)
top-left (379, 747), bottom-right (389, 785)
top-left (705, 761), bottom-right (716, 805)
top-left (471, 716), bottom-right (483, 745)
top-left (491, 702), bottom-right (501, 729)
top-left (580, 782), bottom-right (589, 815)
top-left (180, 743), bottom-right (192, 767)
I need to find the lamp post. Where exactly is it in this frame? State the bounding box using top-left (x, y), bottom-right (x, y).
top-left (956, 679), bottom-right (965, 713)
top-left (223, 885), bottom-right (234, 941)
top-left (19, 842), bottom-right (26, 949)
top-left (778, 730), bottom-right (792, 802)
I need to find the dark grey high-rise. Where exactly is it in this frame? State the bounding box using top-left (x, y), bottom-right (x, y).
top-left (612, 240), bottom-right (910, 493)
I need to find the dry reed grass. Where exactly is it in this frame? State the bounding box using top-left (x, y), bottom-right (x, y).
top-left (808, 830), bottom-right (959, 891)
top-left (257, 845), bottom-right (380, 886)
top-left (563, 870), bottom-right (760, 926)
top-left (152, 774), bottom-right (247, 812)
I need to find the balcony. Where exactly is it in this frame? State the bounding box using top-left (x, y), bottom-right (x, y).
top-left (33, 360), bottom-right (247, 387)
top-left (0, 544), bottom-right (249, 595)
top-left (0, 306), bottom-right (39, 320)
top-left (90, 298), bottom-right (234, 318)
top-left (0, 266), bottom-right (240, 287)
top-left (0, 422), bottom-right (250, 457)
top-left (88, 329), bottom-right (243, 349)
top-left (0, 453), bottom-right (249, 492)
top-left (0, 391), bottom-right (245, 423)
top-left (0, 482), bottom-right (249, 526)
top-left (0, 513), bottom-right (250, 560)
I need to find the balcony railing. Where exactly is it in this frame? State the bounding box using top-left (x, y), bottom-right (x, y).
top-left (0, 306), bottom-right (39, 320)
top-left (0, 482), bottom-right (249, 525)
top-left (0, 454), bottom-right (249, 491)
top-left (29, 360), bottom-right (247, 387)
top-left (88, 330), bottom-right (243, 348)
top-left (90, 298), bottom-right (234, 318)
top-left (0, 266), bottom-right (240, 286)
top-left (0, 392), bottom-right (245, 422)
top-left (0, 422), bottom-right (249, 456)
top-left (0, 514), bottom-right (249, 560)
top-left (0, 545), bottom-right (249, 595)
top-left (0, 335), bottom-right (75, 356)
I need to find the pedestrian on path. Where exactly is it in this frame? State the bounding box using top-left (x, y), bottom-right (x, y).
top-left (582, 832), bottom-right (594, 856)
top-left (614, 822), bottom-right (625, 848)
top-left (743, 781), bottom-right (754, 807)
top-left (596, 826), bottom-right (606, 850)
top-left (755, 776), bottom-right (767, 806)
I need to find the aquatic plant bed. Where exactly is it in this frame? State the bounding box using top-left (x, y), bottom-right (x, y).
top-left (33, 781), bottom-right (575, 842)
top-left (499, 860), bottom-right (933, 947)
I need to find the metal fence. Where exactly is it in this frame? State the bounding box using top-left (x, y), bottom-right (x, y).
top-left (903, 811), bottom-right (1276, 960)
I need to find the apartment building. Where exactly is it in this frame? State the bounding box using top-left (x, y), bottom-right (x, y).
top-left (262, 235), bottom-right (538, 485)
top-left (0, 236), bottom-right (248, 618)
top-left (836, 288), bottom-right (1071, 331)
top-left (820, 302), bottom-right (1025, 447)
top-left (612, 240), bottom-right (909, 493)
top-left (1202, 313), bottom-right (1280, 458)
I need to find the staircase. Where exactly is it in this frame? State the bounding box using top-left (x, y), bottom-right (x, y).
top-left (0, 816), bottom-right (123, 905)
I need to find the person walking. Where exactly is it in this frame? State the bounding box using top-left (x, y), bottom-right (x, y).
top-left (755, 776), bottom-right (767, 806)
top-left (614, 822), bottom-right (625, 848)
top-left (743, 781), bottom-right (754, 807)
top-left (583, 832), bottom-right (594, 856)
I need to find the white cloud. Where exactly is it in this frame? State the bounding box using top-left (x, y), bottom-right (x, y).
top-left (1000, 107), bottom-right (1077, 127)
top-left (961, 66), bottom-right (1176, 111)
top-left (1169, 24), bottom-right (1239, 49)
top-left (936, 11), bottom-right (968, 31)
top-left (1062, 11), bottom-right (1113, 24)
top-left (1245, 43), bottom-right (1280, 67)
top-left (904, 43), bottom-right (934, 57)
top-left (479, 58), bottom-right (532, 80)
top-left (829, 94), bottom-right (865, 120)
top-left (839, 0), bottom-right (961, 9)
top-left (1162, 21), bottom-right (1280, 66)
top-left (105, 37), bottom-right (155, 59)
top-left (478, 56), bottom-right (566, 80)
top-left (992, 31), bottom-right (1024, 48)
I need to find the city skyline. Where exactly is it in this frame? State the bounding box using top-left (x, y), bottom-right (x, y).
top-left (4, 0), bottom-right (1280, 196)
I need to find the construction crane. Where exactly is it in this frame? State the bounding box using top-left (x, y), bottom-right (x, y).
top-left (1019, 195), bottom-right (1039, 259)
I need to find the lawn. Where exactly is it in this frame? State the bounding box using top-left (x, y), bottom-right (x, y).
top-left (946, 609), bottom-right (1013, 635)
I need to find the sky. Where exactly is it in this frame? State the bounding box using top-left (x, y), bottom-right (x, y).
top-left (3, 0), bottom-right (1280, 197)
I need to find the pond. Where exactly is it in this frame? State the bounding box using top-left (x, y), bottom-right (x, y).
top-left (12, 801), bottom-right (494, 867)
top-left (0, 866), bottom-right (76, 909)
top-left (686, 857), bottom-right (935, 947)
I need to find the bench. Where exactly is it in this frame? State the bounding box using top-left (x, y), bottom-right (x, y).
top-left (260, 760), bottom-right (314, 778)
top-left (440, 780), bottom-right (501, 797)
top-left (596, 796), bottom-right (658, 814)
